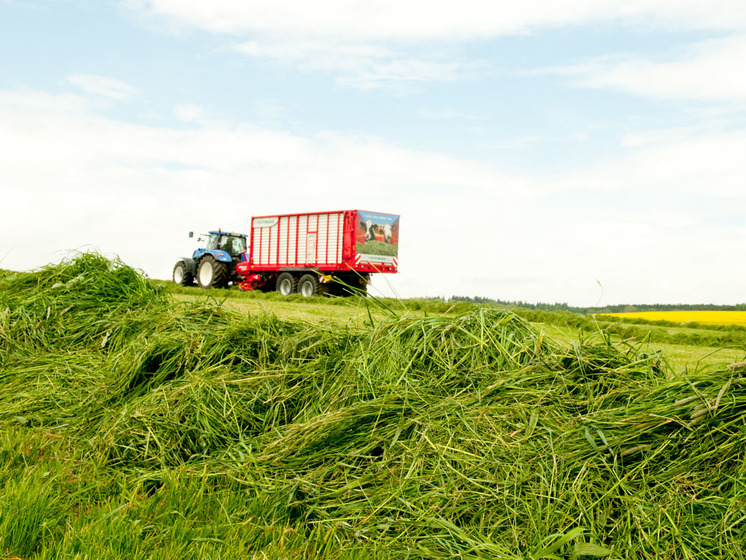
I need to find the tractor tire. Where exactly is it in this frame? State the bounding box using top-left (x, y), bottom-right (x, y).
top-left (298, 273), bottom-right (326, 297)
top-left (172, 261), bottom-right (194, 286)
top-left (197, 255), bottom-right (229, 289)
top-left (276, 273), bottom-right (297, 296)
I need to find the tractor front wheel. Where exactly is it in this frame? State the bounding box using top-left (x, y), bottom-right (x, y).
top-left (197, 255), bottom-right (228, 289)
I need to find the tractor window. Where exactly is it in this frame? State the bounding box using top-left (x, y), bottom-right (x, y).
top-left (206, 234), bottom-right (219, 250)
top-left (227, 236), bottom-right (246, 256)
top-left (217, 235), bottom-right (246, 256)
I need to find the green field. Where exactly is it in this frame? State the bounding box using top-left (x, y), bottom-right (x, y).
top-left (2, 255), bottom-right (746, 559)
top-left (168, 285), bottom-right (746, 374)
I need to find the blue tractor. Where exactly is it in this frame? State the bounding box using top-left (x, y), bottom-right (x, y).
top-left (172, 230), bottom-right (248, 289)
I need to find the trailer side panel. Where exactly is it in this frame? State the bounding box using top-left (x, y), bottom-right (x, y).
top-left (251, 211), bottom-right (346, 270)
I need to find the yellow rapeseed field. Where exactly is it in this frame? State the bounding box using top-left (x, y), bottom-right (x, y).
top-left (604, 310), bottom-right (746, 326)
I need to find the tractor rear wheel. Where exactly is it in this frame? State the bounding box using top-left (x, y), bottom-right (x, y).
top-left (276, 273), bottom-right (297, 296)
top-left (172, 261), bottom-right (194, 286)
top-left (197, 255), bottom-right (228, 289)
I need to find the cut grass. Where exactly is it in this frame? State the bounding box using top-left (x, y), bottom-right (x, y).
top-left (169, 286), bottom-right (746, 374)
top-left (169, 292), bottom-right (394, 326)
top-left (3, 253), bottom-right (746, 558)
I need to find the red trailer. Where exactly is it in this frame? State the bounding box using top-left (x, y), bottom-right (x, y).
top-left (236, 209), bottom-right (399, 296)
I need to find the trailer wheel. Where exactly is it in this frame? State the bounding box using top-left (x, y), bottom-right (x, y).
top-left (276, 273), bottom-right (297, 296)
top-left (298, 274), bottom-right (325, 297)
top-left (172, 261), bottom-right (194, 286)
top-left (197, 255), bottom-right (228, 289)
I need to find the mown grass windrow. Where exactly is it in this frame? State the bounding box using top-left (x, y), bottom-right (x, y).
top-left (1, 253), bottom-right (745, 558)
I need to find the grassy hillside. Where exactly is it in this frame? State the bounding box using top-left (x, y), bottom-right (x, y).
top-left (2, 255), bottom-right (746, 558)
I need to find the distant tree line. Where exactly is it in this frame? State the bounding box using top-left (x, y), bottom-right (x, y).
top-left (448, 295), bottom-right (746, 315)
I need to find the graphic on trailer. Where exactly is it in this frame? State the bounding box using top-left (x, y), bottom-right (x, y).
top-left (356, 211), bottom-right (399, 265)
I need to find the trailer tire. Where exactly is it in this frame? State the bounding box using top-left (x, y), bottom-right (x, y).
top-left (298, 274), bottom-right (325, 297)
top-left (172, 261), bottom-right (194, 286)
top-left (197, 255), bottom-right (228, 289)
top-left (276, 273), bottom-right (297, 296)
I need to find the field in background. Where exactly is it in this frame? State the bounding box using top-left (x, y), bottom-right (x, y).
top-left (529, 320), bottom-right (744, 373)
top-left (167, 285), bottom-right (746, 374)
top-left (605, 310), bottom-right (746, 326)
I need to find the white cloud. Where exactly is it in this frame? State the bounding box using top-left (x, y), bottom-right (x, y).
top-left (124, 0), bottom-right (746, 40)
top-left (67, 74), bottom-right (139, 100)
top-left (2, 86), bottom-right (745, 305)
top-left (124, 0), bottom-right (746, 90)
top-left (236, 39), bottom-right (482, 90)
top-left (555, 34), bottom-right (746, 102)
top-left (0, 87), bottom-right (523, 284)
top-left (553, 129), bottom-right (746, 197)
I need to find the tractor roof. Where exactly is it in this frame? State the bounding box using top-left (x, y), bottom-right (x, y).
top-left (208, 230), bottom-right (248, 237)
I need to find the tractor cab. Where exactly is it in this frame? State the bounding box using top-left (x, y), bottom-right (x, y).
top-left (193, 231), bottom-right (247, 259)
top-left (213, 232), bottom-right (247, 257)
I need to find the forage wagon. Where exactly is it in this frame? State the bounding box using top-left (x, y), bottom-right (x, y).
top-left (173, 209), bottom-right (400, 296)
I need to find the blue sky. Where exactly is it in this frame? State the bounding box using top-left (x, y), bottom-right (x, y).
top-left (2, 0), bottom-right (746, 306)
